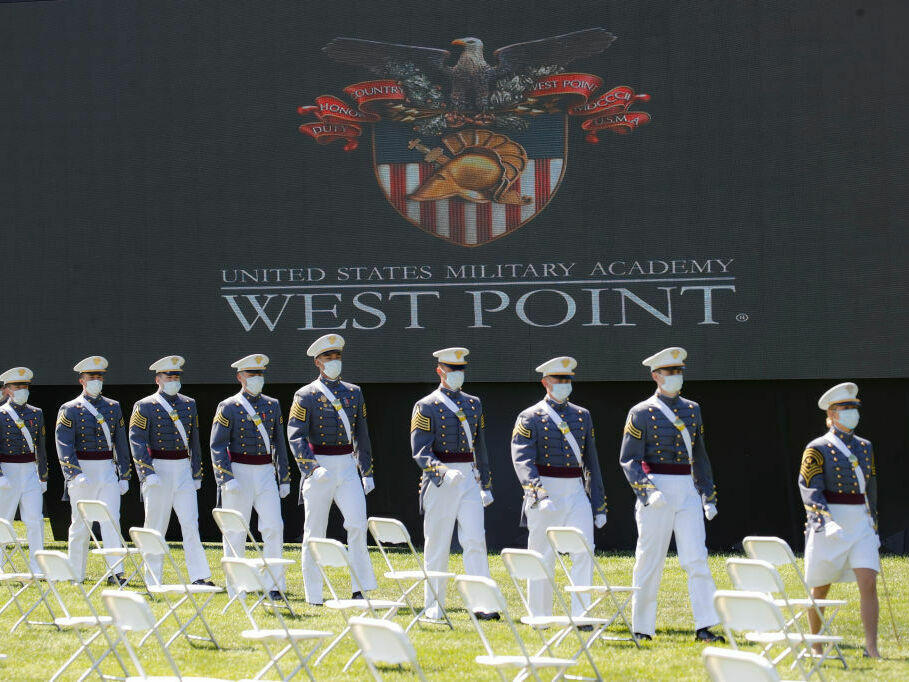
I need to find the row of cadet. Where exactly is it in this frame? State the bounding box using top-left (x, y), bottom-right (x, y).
top-left (0, 336), bottom-right (881, 652)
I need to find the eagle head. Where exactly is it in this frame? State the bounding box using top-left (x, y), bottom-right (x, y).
top-left (451, 37), bottom-right (484, 52)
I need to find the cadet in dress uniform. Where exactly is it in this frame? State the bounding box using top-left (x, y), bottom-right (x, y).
top-left (55, 356), bottom-right (132, 583)
top-left (619, 347), bottom-right (723, 642)
top-left (209, 354), bottom-right (290, 597)
top-left (800, 382), bottom-right (880, 658)
top-left (288, 334), bottom-right (377, 605)
top-left (510, 356), bottom-right (606, 618)
top-left (128, 356), bottom-right (213, 586)
top-left (411, 347), bottom-right (496, 621)
top-left (0, 367), bottom-right (47, 572)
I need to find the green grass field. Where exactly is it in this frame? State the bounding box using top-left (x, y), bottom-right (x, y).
top-left (1, 523), bottom-right (906, 680)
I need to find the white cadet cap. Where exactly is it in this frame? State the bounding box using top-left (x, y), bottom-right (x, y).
top-left (231, 354), bottom-right (269, 372)
top-left (149, 355), bottom-right (185, 373)
top-left (307, 334), bottom-right (345, 357)
top-left (535, 356), bottom-right (577, 376)
top-left (433, 347), bottom-right (469, 366)
top-left (642, 347), bottom-right (687, 371)
top-left (818, 382), bottom-right (860, 410)
top-left (0, 367), bottom-right (33, 384)
top-left (73, 356), bottom-right (108, 373)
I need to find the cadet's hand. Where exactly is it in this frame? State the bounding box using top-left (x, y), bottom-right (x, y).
top-left (144, 474), bottom-right (161, 489)
top-left (118, 479), bottom-right (129, 496)
top-left (310, 467), bottom-right (328, 482)
top-left (361, 477), bottom-right (375, 495)
top-left (222, 479), bottom-right (240, 493)
top-left (194, 479), bottom-right (202, 491)
top-left (442, 468), bottom-right (464, 486)
top-left (40, 480), bottom-right (48, 494)
top-left (646, 490), bottom-right (666, 509)
top-left (480, 489), bottom-right (494, 507)
top-left (279, 483), bottom-right (290, 498)
top-left (594, 513), bottom-right (607, 529)
top-left (703, 503), bottom-right (718, 521)
top-left (537, 498), bottom-right (555, 512)
top-left (824, 521), bottom-right (843, 539)
top-left (69, 473), bottom-right (89, 490)
top-left (0, 476), bottom-right (10, 490)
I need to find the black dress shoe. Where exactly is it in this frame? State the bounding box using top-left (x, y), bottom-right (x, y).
top-left (351, 591), bottom-right (364, 600)
top-left (634, 632), bottom-right (653, 641)
top-left (695, 627), bottom-right (725, 643)
top-left (577, 624), bottom-right (594, 632)
top-left (192, 579), bottom-right (216, 587)
top-left (107, 574), bottom-right (128, 587)
top-left (268, 590), bottom-right (283, 602)
top-left (474, 611), bottom-right (501, 621)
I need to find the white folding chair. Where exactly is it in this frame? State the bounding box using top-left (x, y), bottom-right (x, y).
top-left (0, 517), bottom-right (56, 632)
top-left (76, 500), bottom-right (146, 597)
top-left (307, 537), bottom-right (404, 671)
top-left (455, 574), bottom-right (575, 682)
top-left (212, 507), bottom-right (295, 616)
top-left (221, 558), bottom-right (331, 681)
top-left (742, 535), bottom-right (847, 667)
top-left (546, 527), bottom-right (639, 647)
top-left (713, 590), bottom-right (842, 681)
top-left (35, 550), bottom-right (130, 682)
top-left (348, 616), bottom-right (427, 681)
top-left (129, 527), bottom-right (221, 650)
top-left (367, 516), bottom-right (454, 630)
top-left (702, 646), bottom-right (796, 682)
top-left (726, 559), bottom-right (845, 671)
top-left (501, 548), bottom-right (607, 681)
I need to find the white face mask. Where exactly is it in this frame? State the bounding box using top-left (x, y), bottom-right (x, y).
top-left (550, 382), bottom-right (572, 402)
top-left (660, 374), bottom-right (683, 395)
top-left (244, 375), bottom-right (264, 395)
top-left (11, 388), bottom-right (29, 405)
top-left (322, 360), bottom-right (342, 380)
top-left (84, 379), bottom-right (103, 397)
top-left (162, 380), bottom-right (181, 396)
top-left (836, 408), bottom-right (859, 430)
top-left (444, 370), bottom-right (465, 391)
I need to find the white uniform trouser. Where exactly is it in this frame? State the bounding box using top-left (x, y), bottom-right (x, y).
top-left (301, 454), bottom-right (376, 603)
top-left (527, 475), bottom-right (593, 618)
top-left (0, 461), bottom-right (44, 573)
top-left (67, 460), bottom-right (122, 580)
top-left (423, 462), bottom-right (489, 619)
top-left (631, 473), bottom-right (718, 635)
top-left (221, 462), bottom-right (285, 591)
top-left (142, 459), bottom-right (210, 584)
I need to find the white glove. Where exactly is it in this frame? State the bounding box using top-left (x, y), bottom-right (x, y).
top-left (0, 476), bottom-right (10, 490)
top-left (361, 477), bottom-right (375, 495)
top-left (69, 473), bottom-right (89, 490)
top-left (594, 513), bottom-right (607, 529)
top-left (118, 479), bottom-right (129, 496)
top-left (279, 483), bottom-right (290, 498)
top-left (537, 498), bottom-right (555, 512)
top-left (309, 467), bottom-right (328, 482)
top-left (442, 468), bottom-right (464, 486)
top-left (646, 490), bottom-right (666, 509)
top-left (144, 474), bottom-right (161, 488)
top-left (40, 480), bottom-right (48, 494)
top-left (704, 503), bottom-right (718, 521)
top-left (222, 479), bottom-right (240, 493)
top-left (824, 521), bottom-right (843, 539)
top-left (480, 489), bottom-right (494, 507)
top-left (194, 479), bottom-right (202, 491)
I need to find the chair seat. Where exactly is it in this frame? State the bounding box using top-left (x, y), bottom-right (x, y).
top-left (520, 615), bottom-right (610, 628)
top-left (325, 598), bottom-right (403, 611)
top-left (745, 632), bottom-right (844, 645)
top-left (241, 628), bottom-right (332, 642)
top-left (475, 654), bottom-right (574, 669)
top-left (55, 615), bottom-right (113, 628)
top-left (565, 585), bottom-right (637, 593)
top-left (384, 569), bottom-right (454, 580)
top-left (149, 584), bottom-right (223, 595)
top-left (89, 547), bottom-right (140, 556)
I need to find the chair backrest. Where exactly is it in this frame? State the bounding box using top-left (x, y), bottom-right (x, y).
top-left (307, 537), bottom-right (350, 569)
top-left (212, 507), bottom-right (250, 535)
top-left (76, 499), bottom-right (113, 525)
top-left (0, 518), bottom-right (17, 544)
top-left (501, 548), bottom-right (551, 581)
top-left (129, 527), bottom-right (168, 557)
top-left (102, 590), bottom-right (156, 632)
top-left (726, 559), bottom-right (786, 595)
top-left (221, 558), bottom-right (266, 594)
top-left (742, 536), bottom-right (796, 568)
top-left (367, 517), bottom-right (410, 545)
top-left (546, 526), bottom-right (592, 555)
top-left (35, 550), bottom-right (77, 582)
top-left (714, 590), bottom-right (785, 634)
top-left (349, 617), bottom-right (417, 666)
top-left (455, 575), bottom-right (508, 616)
top-left (702, 646), bottom-right (781, 682)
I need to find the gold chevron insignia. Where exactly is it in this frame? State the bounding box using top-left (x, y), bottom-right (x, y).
top-left (800, 448), bottom-right (824, 483)
top-left (411, 409), bottom-right (431, 432)
top-left (214, 409), bottom-right (230, 428)
top-left (512, 420), bottom-right (531, 439)
top-left (129, 408), bottom-right (148, 430)
top-left (57, 412), bottom-right (73, 428)
top-left (290, 403), bottom-right (307, 422)
top-left (623, 419), bottom-right (642, 440)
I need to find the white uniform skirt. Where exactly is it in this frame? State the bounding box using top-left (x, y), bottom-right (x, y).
top-left (804, 504), bottom-right (880, 587)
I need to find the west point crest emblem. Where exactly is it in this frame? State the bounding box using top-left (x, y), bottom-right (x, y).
top-left (298, 28), bottom-right (650, 247)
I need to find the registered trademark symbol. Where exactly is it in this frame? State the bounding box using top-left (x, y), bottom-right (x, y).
top-left (736, 313), bottom-right (749, 322)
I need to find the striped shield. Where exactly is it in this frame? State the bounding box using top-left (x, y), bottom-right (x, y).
top-left (373, 114), bottom-right (567, 247)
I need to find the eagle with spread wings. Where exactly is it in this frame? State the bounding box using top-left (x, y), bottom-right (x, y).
top-left (322, 28), bottom-right (616, 114)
